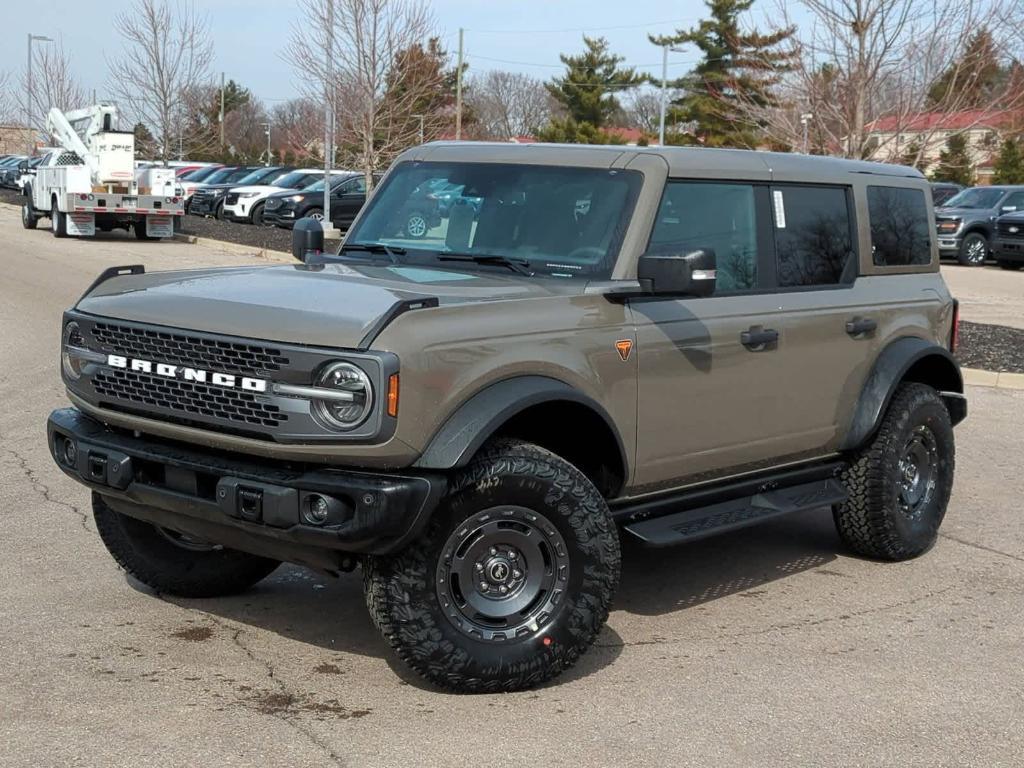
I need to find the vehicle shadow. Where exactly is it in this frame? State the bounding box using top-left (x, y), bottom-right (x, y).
top-left (133, 506), bottom-right (839, 691)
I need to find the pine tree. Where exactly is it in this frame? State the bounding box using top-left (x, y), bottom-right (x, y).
top-left (993, 137), bottom-right (1024, 184)
top-left (651, 0), bottom-right (794, 148)
top-left (900, 141), bottom-right (928, 172)
top-left (927, 29), bottom-right (1003, 109)
top-left (541, 36), bottom-right (642, 143)
top-left (931, 134), bottom-right (975, 186)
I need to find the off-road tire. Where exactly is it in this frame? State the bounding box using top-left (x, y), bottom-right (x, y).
top-left (998, 260), bottom-right (1023, 271)
top-left (93, 493), bottom-right (280, 598)
top-left (834, 383), bottom-right (954, 560)
top-left (957, 232), bottom-right (988, 266)
top-left (21, 196), bottom-right (37, 229)
top-left (51, 199), bottom-right (67, 238)
top-left (363, 439), bottom-right (621, 693)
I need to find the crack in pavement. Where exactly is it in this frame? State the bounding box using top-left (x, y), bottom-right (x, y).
top-left (197, 612), bottom-right (348, 768)
top-left (596, 583), bottom-right (958, 650)
top-left (3, 444), bottom-right (91, 534)
top-left (940, 532), bottom-right (1024, 565)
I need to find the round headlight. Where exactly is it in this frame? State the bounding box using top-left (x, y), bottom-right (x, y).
top-left (313, 362), bottom-right (373, 430)
top-left (61, 321), bottom-right (85, 380)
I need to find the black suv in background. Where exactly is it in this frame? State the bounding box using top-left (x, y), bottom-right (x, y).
top-left (931, 182), bottom-right (963, 207)
top-left (262, 173), bottom-right (373, 230)
top-left (935, 185), bottom-right (1024, 266)
top-left (991, 211), bottom-right (1024, 270)
top-left (189, 166), bottom-right (292, 219)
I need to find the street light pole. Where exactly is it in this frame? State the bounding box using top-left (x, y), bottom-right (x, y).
top-left (262, 122), bottom-right (271, 166)
top-left (323, 0), bottom-right (334, 228)
top-left (800, 112), bottom-right (813, 154)
top-left (659, 45), bottom-right (667, 147)
top-left (26, 33), bottom-right (53, 156)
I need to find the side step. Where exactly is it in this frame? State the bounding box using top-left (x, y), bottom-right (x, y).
top-left (622, 478), bottom-right (848, 547)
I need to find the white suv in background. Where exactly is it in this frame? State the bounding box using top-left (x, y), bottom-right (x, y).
top-left (223, 168), bottom-right (354, 225)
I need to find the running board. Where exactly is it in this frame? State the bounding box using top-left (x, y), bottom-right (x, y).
top-left (622, 478), bottom-right (848, 547)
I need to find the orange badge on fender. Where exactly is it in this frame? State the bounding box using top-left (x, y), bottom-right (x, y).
top-left (615, 339), bottom-right (633, 361)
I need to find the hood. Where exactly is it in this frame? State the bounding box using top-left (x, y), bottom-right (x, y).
top-left (935, 206), bottom-right (991, 219)
top-left (75, 262), bottom-right (587, 349)
top-left (230, 184), bottom-right (286, 194)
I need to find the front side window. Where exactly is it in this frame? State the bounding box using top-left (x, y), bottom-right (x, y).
top-left (943, 187), bottom-right (1002, 209)
top-left (773, 185), bottom-right (854, 287)
top-left (346, 161), bottom-right (643, 279)
top-left (649, 182), bottom-right (758, 292)
top-left (868, 186), bottom-right (931, 266)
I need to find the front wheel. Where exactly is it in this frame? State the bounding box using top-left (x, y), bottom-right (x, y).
top-left (834, 383), bottom-right (954, 560)
top-left (250, 202), bottom-right (265, 225)
top-left (93, 494), bottom-right (280, 598)
top-left (404, 210), bottom-right (429, 239)
top-left (21, 198), bottom-right (37, 229)
top-left (957, 232), bottom-right (988, 266)
top-left (364, 440), bottom-right (621, 693)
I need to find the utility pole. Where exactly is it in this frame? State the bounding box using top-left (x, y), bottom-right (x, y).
top-left (219, 72), bottom-right (225, 150)
top-left (455, 27), bottom-right (464, 140)
top-left (26, 33), bottom-right (53, 156)
top-left (323, 0), bottom-right (334, 228)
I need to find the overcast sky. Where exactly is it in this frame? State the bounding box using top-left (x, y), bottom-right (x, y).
top-left (0, 0), bottom-right (784, 107)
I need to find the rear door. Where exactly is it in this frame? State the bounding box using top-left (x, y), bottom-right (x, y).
top-left (632, 179), bottom-right (867, 490)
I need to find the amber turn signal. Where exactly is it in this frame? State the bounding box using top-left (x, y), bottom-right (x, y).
top-left (387, 373), bottom-right (400, 417)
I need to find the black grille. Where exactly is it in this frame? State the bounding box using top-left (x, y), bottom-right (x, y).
top-left (998, 221), bottom-right (1024, 238)
top-left (90, 322), bottom-right (290, 378)
top-left (94, 369), bottom-right (286, 428)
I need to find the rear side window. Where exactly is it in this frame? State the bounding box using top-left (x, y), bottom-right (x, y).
top-left (772, 185), bottom-right (855, 287)
top-left (650, 182), bottom-right (759, 292)
top-left (868, 186), bottom-right (931, 266)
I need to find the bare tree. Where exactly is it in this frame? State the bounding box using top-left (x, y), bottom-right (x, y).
top-left (735, 0), bottom-right (1022, 160)
top-left (466, 71), bottom-right (556, 139)
top-left (20, 42), bottom-right (86, 137)
top-left (0, 70), bottom-right (19, 125)
top-left (270, 98), bottom-right (326, 162)
top-left (622, 88), bottom-right (670, 136)
top-left (287, 0), bottom-right (434, 188)
top-left (106, 0), bottom-right (213, 162)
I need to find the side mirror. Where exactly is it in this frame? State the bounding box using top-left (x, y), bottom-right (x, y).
top-left (291, 217), bottom-right (324, 262)
top-left (1001, 206), bottom-right (1017, 213)
top-left (637, 248), bottom-right (717, 297)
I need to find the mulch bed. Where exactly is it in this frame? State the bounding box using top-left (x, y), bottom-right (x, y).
top-left (957, 321), bottom-right (1024, 374)
top-left (177, 213), bottom-right (297, 253)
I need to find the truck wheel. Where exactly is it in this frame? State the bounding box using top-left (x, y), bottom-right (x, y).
top-left (21, 199), bottom-right (37, 229)
top-left (92, 493), bottom-right (280, 598)
top-left (998, 260), bottom-right (1023, 271)
top-left (51, 200), bottom-right (67, 238)
top-left (364, 439), bottom-right (621, 693)
top-left (133, 220), bottom-right (158, 241)
top-left (957, 232), bottom-right (988, 266)
top-left (834, 383), bottom-right (954, 561)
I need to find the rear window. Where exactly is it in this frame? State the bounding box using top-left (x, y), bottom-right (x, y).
top-left (868, 186), bottom-right (931, 266)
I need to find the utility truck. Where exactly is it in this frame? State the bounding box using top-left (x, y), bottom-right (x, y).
top-left (22, 104), bottom-right (183, 239)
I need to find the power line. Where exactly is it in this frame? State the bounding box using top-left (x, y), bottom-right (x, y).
top-left (465, 53), bottom-right (697, 70)
top-left (465, 18), bottom-right (699, 35)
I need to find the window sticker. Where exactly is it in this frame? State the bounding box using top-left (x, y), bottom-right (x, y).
top-left (773, 189), bottom-right (786, 229)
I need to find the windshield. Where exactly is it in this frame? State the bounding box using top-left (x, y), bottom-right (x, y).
top-left (943, 187), bottom-right (1005, 209)
top-left (303, 175), bottom-right (354, 193)
top-left (181, 166), bottom-right (221, 182)
top-left (202, 167), bottom-right (245, 185)
top-left (268, 171), bottom-right (316, 189)
top-left (345, 161), bottom-right (642, 279)
top-left (235, 167), bottom-right (284, 186)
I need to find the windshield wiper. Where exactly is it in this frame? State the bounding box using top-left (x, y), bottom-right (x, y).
top-left (340, 241), bottom-right (407, 264)
top-left (436, 252), bottom-right (533, 276)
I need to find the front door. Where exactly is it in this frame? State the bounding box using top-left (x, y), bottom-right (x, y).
top-left (331, 177), bottom-right (368, 229)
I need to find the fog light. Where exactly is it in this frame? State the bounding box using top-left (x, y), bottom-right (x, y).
top-left (63, 439), bottom-right (77, 467)
top-left (304, 494), bottom-right (330, 525)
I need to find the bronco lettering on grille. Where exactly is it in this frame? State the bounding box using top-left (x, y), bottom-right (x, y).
top-left (106, 354), bottom-right (268, 393)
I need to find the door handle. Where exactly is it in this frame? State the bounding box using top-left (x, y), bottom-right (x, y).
top-left (845, 317), bottom-right (877, 336)
top-left (740, 327), bottom-right (779, 349)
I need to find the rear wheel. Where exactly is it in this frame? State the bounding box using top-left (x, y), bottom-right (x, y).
top-left (50, 199), bottom-right (67, 238)
top-left (998, 260), bottom-right (1023, 271)
top-left (364, 439), bottom-right (620, 693)
top-left (93, 493), bottom-right (280, 598)
top-left (834, 383), bottom-right (954, 560)
top-left (957, 232), bottom-right (988, 266)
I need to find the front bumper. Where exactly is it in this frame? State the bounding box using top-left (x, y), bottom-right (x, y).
top-left (223, 200), bottom-right (251, 221)
top-left (188, 195), bottom-right (225, 217)
top-left (992, 237), bottom-right (1024, 264)
top-left (262, 206), bottom-right (298, 228)
top-left (937, 234), bottom-right (962, 257)
top-left (48, 408), bottom-right (446, 566)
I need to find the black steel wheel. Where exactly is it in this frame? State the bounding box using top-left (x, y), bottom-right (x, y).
top-left (364, 439), bottom-right (620, 693)
top-left (957, 232), bottom-right (988, 266)
top-left (834, 383), bottom-right (954, 560)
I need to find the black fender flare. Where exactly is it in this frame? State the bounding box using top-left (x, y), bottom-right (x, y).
top-left (841, 336), bottom-right (965, 451)
top-left (413, 375), bottom-right (628, 474)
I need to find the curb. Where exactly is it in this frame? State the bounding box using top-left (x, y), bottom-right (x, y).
top-left (171, 232), bottom-right (292, 262)
top-left (962, 368), bottom-right (1024, 390)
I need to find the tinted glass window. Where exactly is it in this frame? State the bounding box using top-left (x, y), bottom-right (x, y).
top-left (1002, 190), bottom-right (1024, 210)
top-left (773, 186), bottom-right (854, 287)
top-left (868, 186), bottom-right (931, 267)
top-left (943, 187), bottom-right (1003, 209)
top-left (650, 182), bottom-right (758, 292)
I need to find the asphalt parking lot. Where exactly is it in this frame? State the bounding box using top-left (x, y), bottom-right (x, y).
top-left (2, 206), bottom-right (1023, 767)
